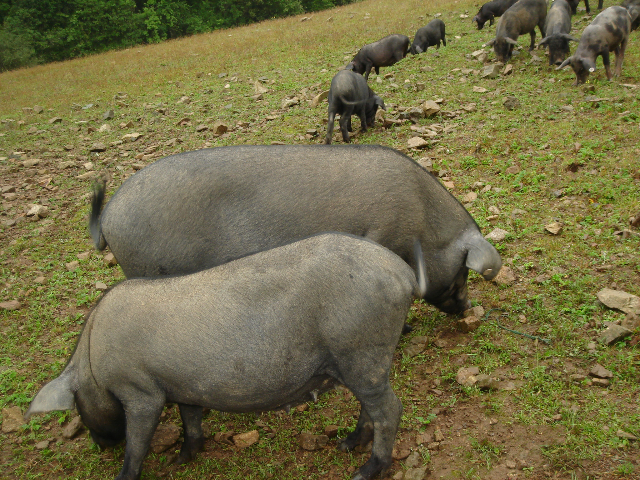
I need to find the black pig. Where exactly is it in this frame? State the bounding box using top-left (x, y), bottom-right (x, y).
top-left (621, 0), bottom-right (640, 30)
top-left (346, 34), bottom-right (410, 80)
top-left (567, 0), bottom-right (604, 14)
top-left (538, 0), bottom-right (577, 65)
top-left (325, 70), bottom-right (385, 144)
top-left (25, 233), bottom-right (425, 480)
top-left (487, 0), bottom-right (547, 62)
top-left (473, 0), bottom-right (519, 30)
top-left (89, 145), bottom-right (502, 315)
top-left (410, 19), bottom-right (446, 54)
top-left (556, 6), bottom-right (631, 84)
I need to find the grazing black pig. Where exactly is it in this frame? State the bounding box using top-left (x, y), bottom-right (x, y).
top-left (346, 34), bottom-right (410, 80)
top-left (538, 0), bottom-right (578, 65)
top-left (621, 0), bottom-right (640, 30)
top-left (410, 19), bottom-right (447, 54)
top-left (25, 233), bottom-right (424, 480)
top-left (89, 145), bottom-right (502, 314)
top-left (473, 0), bottom-right (520, 30)
top-left (325, 70), bottom-right (385, 144)
top-left (487, 0), bottom-right (548, 62)
top-left (556, 6), bottom-right (631, 84)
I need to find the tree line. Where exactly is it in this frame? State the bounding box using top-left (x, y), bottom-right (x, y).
top-left (0, 0), bottom-right (356, 71)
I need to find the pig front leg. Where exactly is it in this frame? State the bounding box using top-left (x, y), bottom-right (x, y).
top-left (116, 398), bottom-right (165, 480)
top-left (357, 106), bottom-right (368, 133)
top-left (529, 31), bottom-right (536, 51)
top-left (339, 107), bottom-right (354, 142)
top-left (364, 64), bottom-right (373, 81)
top-left (175, 404), bottom-right (205, 464)
top-left (601, 50), bottom-right (612, 80)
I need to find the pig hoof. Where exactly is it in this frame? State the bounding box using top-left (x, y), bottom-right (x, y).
top-left (351, 473), bottom-right (367, 480)
top-left (174, 437), bottom-right (205, 464)
top-left (401, 323), bottom-right (413, 335)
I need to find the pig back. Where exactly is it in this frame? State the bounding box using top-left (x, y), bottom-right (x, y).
top-left (100, 145), bottom-right (474, 278)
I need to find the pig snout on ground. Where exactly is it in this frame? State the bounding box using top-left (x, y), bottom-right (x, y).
top-left (410, 19), bottom-right (446, 54)
top-left (487, 0), bottom-right (548, 63)
top-left (25, 233), bottom-right (422, 480)
top-left (556, 6), bottom-right (631, 84)
top-left (346, 34), bottom-right (410, 80)
top-left (538, 0), bottom-right (576, 66)
top-left (473, 0), bottom-right (519, 30)
top-left (325, 70), bottom-right (385, 144)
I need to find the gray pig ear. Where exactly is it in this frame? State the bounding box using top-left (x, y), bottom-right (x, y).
top-left (505, 37), bottom-right (518, 46)
top-left (375, 96), bottom-right (386, 110)
top-left (538, 36), bottom-right (549, 47)
top-left (465, 237), bottom-right (502, 280)
top-left (486, 38), bottom-right (496, 46)
top-left (556, 56), bottom-right (572, 70)
top-left (562, 34), bottom-right (578, 42)
top-left (24, 368), bottom-right (76, 421)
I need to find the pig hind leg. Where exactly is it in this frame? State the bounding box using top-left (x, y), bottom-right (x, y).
top-left (614, 38), bottom-right (628, 77)
top-left (116, 396), bottom-right (166, 480)
top-left (175, 404), bottom-right (205, 464)
top-left (325, 108), bottom-right (338, 144)
top-left (338, 407), bottom-right (374, 452)
top-left (339, 107), bottom-right (354, 142)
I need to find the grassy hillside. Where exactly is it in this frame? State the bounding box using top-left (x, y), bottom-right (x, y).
top-left (1, 0), bottom-right (639, 478)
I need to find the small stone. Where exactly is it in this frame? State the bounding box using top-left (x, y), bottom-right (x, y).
top-left (502, 64), bottom-right (513, 75)
top-left (596, 288), bottom-right (640, 315)
top-left (506, 460), bottom-right (517, 469)
top-left (48, 117), bottom-right (63, 124)
top-left (405, 451), bottom-right (422, 468)
top-left (34, 105), bottom-right (44, 114)
top-left (77, 251), bottom-right (91, 260)
top-left (35, 276), bottom-right (46, 284)
top-left (89, 142), bottom-right (107, 152)
top-left (408, 137), bottom-right (429, 149)
top-left (298, 432), bottom-right (328, 450)
top-left (598, 324), bottom-right (632, 345)
top-left (234, 430), bottom-right (260, 448)
top-left (0, 300), bottom-right (22, 311)
top-left (591, 378), bottom-right (610, 387)
top-left (122, 133), bottom-right (142, 142)
top-left (96, 281), bottom-right (108, 291)
top-left (150, 424), bottom-right (180, 453)
top-left (62, 416), bottom-right (84, 439)
top-left (545, 221), bottom-right (564, 235)
top-left (481, 64), bottom-right (500, 79)
top-left (104, 253), bottom-right (118, 267)
top-left (281, 97), bottom-right (300, 109)
top-left (485, 228), bottom-right (508, 242)
top-left (35, 440), bottom-right (50, 450)
top-left (617, 430), bottom-right (638, 441)
top-left (254, 81), bottom-right (269, 94)
top-left (324, 425), bottom-right (339, 438)
top-left (456, 366), bottom-right (480, 386)
top-left (475, 374), bottom-right (500, 391)
top-left (493, 266), bottom-right (516, 285)
top-left (103, 110), bottom-right (115, 120)
top-left (503, 96), bottom-right (520, 110)
top-left (427, 442), bottom-right (440, 450)
top-left (462, 192), bottom-right (478, 203)
top-left (212, 122), bottom-right (228, 135)
top-left (311, 90), bottom-right (329, 107)
top-left (589, 364), bottom-right (613, 379)
top-left (422, 100), bottom-right (441, 116)
top-left (434, 427), bottom-right (445, 442)
top-left (404, 336), bottom-right (427, 357)
top-left (26, 204), bottom-right (49, 218)
top-left (570, 374), bottom-right (587, 382)
top-left (505, 165), bottom-right (520, 174)
top-left (416, 432), bottom-right (432, 445)
top-left (473, 86), bottom-right (488, 93)
top-left (464, 305), bottom-right (485, 318)
top-left (22, 159), bottom-right (40, 168)
top-left (622, 313), bottom-right (640, 330)
top-left (195, 124), bottom-right (208, 132)
top-left (176, 96), bottom-right (191, 104)
top-left (457, 316), bottom-right (481, 333)
top-left (392, 445), bottom-right (412, 460)
top-left (2, 406), bottom-right (24, 433)
top-left (404, 466), bottom-right (430, 480)
top-left (65, 261), bottom-right (79, 271)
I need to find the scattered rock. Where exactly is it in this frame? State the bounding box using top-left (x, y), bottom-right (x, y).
top-left (408, 137), bottom-right (430, 149)
top-left (622, 313), bottom-right (640, 331)
top-left (545, 222), bottom-right (564, 235)
top-left (597, 324), bottom-right (632, 345)
top-left (103, 110), bottom-right (115, 120)
top-left (281, 97), bottom-right (300, 109)
top-left (464, 305), bottom-right (485, 318)
top-left (462, 192), bottom-right (477, 203)
top-left (298, 432), bottom-right (328, 451)
top-left (324, 425), bottom-right (339, 438)
top-left (617, 430), bottom-right (638, 441)
top-left (503, 64), bottom-right (513, 75)
top-left (48, 117), bottom-right (63, 124)
top-left (392, 444), bottom-right (412, 460)
top-left (475, 374), bottom-right (501, 391)
top-left (596, 288), bottom-right (640, 315)
top-left (62, 415), bottom-right (84, 439)
top-left (22, 159), bottom-right (40, 168)
top-left (176, 96), bottom-right (191, 104)
top-left (493, 266), bottom-right (516, 285)
top-left (422, 100), bottom-right (441, 116)
top-left (473, 86), bottom-right (488, 93)
top-left (589, 364), bottom-right (613, 379)
top-left (404, 466), bottom-right (430, 480)
top-left (89, 142), bottom-right (107, 152)
top-left (404, 336), bottom-right (427, 357)
top-left (195, 124), bottom-right (208, 132)
top-left (104, 253), bottom-right (118, 267)
top-left (35, 440), bottom-right (50, 450)
top-left (456, 366), bottom-right (479, 386)
top-left (96, 281), bottom-right (108, 291)
top-left (481, 64), bottom-right (500, 79)
top-left (2, 406), bottom-right (24, 433)
top-left (485, 228), bottom-right (508, 242)
top-left (150, 424), bottom-right (180, 453)
top-left (234, 430), bottom-right (260, 448)
top-left (122, 133), bottom-right (142, 142)
top-left (34, 105), bottom-right (44, 114)
top-left (254, 81), bottom-right (269, 94)
top-left (0, 300), bottom-right (22, 311)
top-left (311, 90), bottom-right (329, 107)
top-left (591, 378), bottom-right (610, 387)
top-left (457, 316), bottom-right (481, 333)
top-left (434, 427), bottom-right (445, 442)
top-left (503, 96), bottom-right (520, 110)
top-left (212, 121), bottom-right (228, 135)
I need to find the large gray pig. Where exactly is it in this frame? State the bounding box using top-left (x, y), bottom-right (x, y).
top-left (25, 233), bottom-right (424, 480)
top-left (487, 0), bottom-right (547, 63)
top-left (538, 0), bottom-right (577, 66)
top-left (556, 6), bottom-right (631, 84)
top-left (473, 0), bottom-right (519, 30)
top-left (325, 70), bottom-right (385, 144)
top-left (410, 19), bottom-right (447, 54)
top-left (90, 145), bottom-right (502, 314)
top-left (345, 34), bottom-right (410, 80)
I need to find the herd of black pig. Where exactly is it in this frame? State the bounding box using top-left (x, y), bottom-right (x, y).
top-left (20, 1), bottom-right (638, 479)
